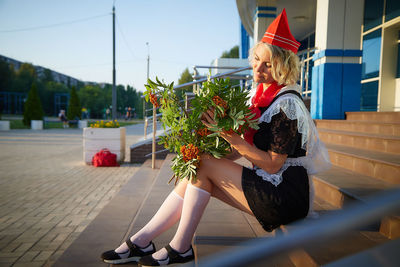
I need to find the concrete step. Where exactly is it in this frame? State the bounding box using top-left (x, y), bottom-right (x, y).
top-left (53, 159), bottom-right (163, 267)
top-left (318, 128), bottom-right (400, 154)
top-left (282, 198), bottom-right (387, 267)
top-left (379, 215), bottom-right (400, 240)
top-left (312, 165), bottom-right (400, 239)
top-left (322, 237), bottom-right (400, 267)
top-left (315, 119), bottom-right (400, 137)
top-left (312, 166), bottom-right (393, 208)
top-left (255, 198), bottom-right (389, 267)
top-left (194, 195), bottom-right (338, 266)
top-left (279, 196), bottom-right (390, 266)
top-left (290, 231), bottom-right (388, 267)
top-left (345, 111), bottom-right (400, 123)
top-left (130, 137), bottom-right (169, 163)
top-left (326, 143), bottom-right (400, 184)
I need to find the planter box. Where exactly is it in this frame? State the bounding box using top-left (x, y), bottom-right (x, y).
top-left (0, 121), bottom-right (10, 131)
top-left (83, 127), bottom-right (126, 165)
top-left (78, 120), bottom-right (88, 129)
top-left (31, 120), bottom-right (43, 130)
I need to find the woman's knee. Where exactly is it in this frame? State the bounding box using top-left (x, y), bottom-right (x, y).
top-left (190, 165), bottom-right (214, 192)
top-left (174, 179), bottom-right (188, 197)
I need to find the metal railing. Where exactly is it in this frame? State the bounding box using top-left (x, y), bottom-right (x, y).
top-left (298, 47), bottom-right (316, 98)
top-left (143, 66), bottom-right (252, 168)
top-left (188, 188), bottom-right (400, 266)
top-left (192, 65), bottom-right (252, 82)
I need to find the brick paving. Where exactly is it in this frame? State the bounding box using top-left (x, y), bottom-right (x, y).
top-left (0, 124), bottom-right (145, 266)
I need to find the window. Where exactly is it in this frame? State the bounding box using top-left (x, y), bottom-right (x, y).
top-left (364, 0), bottom-right (384, 31)
top-left (362, 29), bottom-right (382, 79)
top-left (361, 81), bottom-right (379, 111)
top-left (385, 0), bottom-right (400, 22)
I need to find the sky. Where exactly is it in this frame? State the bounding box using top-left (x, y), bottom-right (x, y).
top-left (0, 0), bottom-right (241, 91)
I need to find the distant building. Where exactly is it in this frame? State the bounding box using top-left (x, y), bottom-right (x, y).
top-left (0, 54), bottom-right (81, 87)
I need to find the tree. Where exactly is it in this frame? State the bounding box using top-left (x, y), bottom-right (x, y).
top-left (42, 68), bottom-right (53, 83)
top-left (221, 45), bottom-right (239, 58)
top-left (78, 84), bottom-right (106, 119)
top-left (67, 86), bottom-right (81, 120)
top-left (42, 81), bottom-right (69, 115)
top-left (23, 82), bottom-right (44, 126)
top-left (13, 63), bottom-right (37, 93)
top-left (0, 59), bottom-right (14, 92)
top-left (177, 68), bottom-right (193, 98)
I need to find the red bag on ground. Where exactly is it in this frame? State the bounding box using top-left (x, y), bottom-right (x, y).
top-left (92, 149), bottom-right (119, 167)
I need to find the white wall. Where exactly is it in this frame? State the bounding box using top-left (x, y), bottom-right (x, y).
top-left (210, 58), bottom-right (251, 76)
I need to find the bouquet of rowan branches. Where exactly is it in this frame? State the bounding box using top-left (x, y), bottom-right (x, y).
top-left (144, 77), bottom-right (259, 183)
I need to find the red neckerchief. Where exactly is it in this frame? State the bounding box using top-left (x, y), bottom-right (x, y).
top-left (244, 82), bottom-right (284, 145)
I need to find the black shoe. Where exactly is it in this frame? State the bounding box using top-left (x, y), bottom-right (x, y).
top-left (101, 239), bottom-right (156, 264)
top-left (138, 244), bottom-right (194, 266)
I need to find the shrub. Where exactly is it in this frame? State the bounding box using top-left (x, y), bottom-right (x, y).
top-left (67, 86), bottom-right (81, 120)
top-left (23, 82), bottom-right (44, 126)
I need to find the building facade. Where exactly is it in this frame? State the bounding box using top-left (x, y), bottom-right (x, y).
top-left (0, 54), bottom-right (81, 88)
top-left (236, 0), bottom-right (400, 119)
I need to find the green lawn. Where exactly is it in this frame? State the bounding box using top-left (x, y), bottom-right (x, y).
top-left (3, 118), bottom-right (140, 129)
top-left (9, 120), bottom-right (30, 129)
top-left (8, 119), bottom-right (65, 129)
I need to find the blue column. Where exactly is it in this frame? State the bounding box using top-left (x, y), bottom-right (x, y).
top-left (240, 23), bottom-right (249, 59)
top-left (311, 49), bottom-right (362, 119)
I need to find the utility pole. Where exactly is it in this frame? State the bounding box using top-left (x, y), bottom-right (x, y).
top-left (112, 5), bottom-right (117, 120)
top-left (146, 42), bottom-right (150, 80)
top-left (144, 42), bottom-right (150, 121)
top-left (146, 42), bottom-right (156, 169)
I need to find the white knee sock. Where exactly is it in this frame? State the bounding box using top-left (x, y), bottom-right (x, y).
top-left (115, 190), bottom-right (184, 254)
top-left (152, 184), bottom-right (210, 260)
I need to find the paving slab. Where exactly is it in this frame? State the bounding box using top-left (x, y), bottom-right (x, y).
top-left (0, 124), bottom-right (146, 266)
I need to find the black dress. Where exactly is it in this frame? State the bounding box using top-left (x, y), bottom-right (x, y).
top-left (241, 92), bottom-right (310, 232)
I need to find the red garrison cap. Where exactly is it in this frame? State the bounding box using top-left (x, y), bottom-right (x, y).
top-left (261, 8), bottom-right (300, 53)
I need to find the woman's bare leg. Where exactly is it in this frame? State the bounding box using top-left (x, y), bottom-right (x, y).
top-left (177, 172), bottom-right (252, 214)
top-left (150, 156), bottom-right (253, 262)
top-left (192, 155), bottom-right (253, 215)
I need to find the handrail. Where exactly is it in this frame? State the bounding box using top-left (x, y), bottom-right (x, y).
top-left (174, 66), bottom-right (251, 90)
top-left (190, 188), bottom-right (400, 267)
top-left (194, 65), bottom-right (248, 69)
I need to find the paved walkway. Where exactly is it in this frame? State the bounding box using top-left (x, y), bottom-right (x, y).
top-left (0, 123), bottom-right (147, 266)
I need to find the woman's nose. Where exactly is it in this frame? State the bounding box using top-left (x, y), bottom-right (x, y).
top-left (254, 63), bottom-right (263, 73)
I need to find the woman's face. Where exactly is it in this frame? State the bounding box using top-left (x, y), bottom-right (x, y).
top-left (252, 45), bottom-right (275, 86)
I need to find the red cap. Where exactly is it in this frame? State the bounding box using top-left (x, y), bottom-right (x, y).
top-left (261, 9), bottom-right (300, 53)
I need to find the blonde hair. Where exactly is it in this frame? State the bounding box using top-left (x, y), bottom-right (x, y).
top-left (249, 42), bottom-right (300, 85)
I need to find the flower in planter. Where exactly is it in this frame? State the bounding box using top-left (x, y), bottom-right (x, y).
top-left (144, 77), bottom-right (259, 184)
top-left (90, 120), bottom-right (120, 128)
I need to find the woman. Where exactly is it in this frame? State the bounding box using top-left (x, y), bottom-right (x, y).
top-left (101, 9), bottom-right (329, 266)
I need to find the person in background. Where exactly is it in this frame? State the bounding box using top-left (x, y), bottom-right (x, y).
top-left (81, 107), bottom-right (87, 120)
top-left (58, 110), bottom-right (68, 128)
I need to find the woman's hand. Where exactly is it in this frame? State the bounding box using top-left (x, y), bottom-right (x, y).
top-left (200, 108), bottom-right (216, 129)
top-left (200, 108), bottom-right (241, 144)
top-left (201, 109), bottom-right (286, 173)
